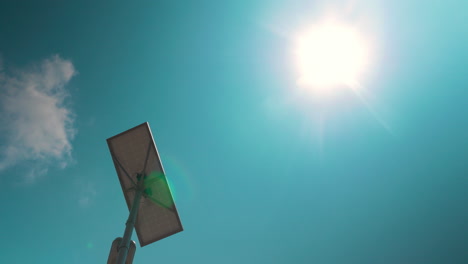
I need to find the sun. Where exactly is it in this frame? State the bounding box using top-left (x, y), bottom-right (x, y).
top-left (295, 22), bottom-right (369, 91)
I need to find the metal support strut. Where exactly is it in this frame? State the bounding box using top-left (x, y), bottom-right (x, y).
top-left (116, 174), bottom-right (144, 264)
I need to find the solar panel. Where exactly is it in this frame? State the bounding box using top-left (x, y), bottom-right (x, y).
top-left (107, 122), bottom-right (183, 247)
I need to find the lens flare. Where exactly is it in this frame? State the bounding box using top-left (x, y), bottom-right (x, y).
top-left (160, 154), bottom-right (197, 205)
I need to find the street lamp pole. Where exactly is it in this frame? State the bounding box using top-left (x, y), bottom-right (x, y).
top-left (116, 175), bottom-right (144, 264)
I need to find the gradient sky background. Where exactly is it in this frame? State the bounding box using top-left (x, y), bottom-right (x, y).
top-left (0, 0), bottom-right (467, 263)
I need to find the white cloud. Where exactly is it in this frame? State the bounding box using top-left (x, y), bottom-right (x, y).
top-left (0, 54), bottom-right (77, 180)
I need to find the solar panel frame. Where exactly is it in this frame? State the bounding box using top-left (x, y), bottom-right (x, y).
top-left (107, 122), bottom-right (183, 247)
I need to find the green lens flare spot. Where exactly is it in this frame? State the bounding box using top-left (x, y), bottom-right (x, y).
top-left (144, 171), bottom-right (175, 210)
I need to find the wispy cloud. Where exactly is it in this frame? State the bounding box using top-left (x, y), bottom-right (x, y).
top-left (0, 54), bottom-right (77, 181)
top-left (77, 181), bottom-right (97, 208)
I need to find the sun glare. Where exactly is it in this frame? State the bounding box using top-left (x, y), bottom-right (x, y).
top-left (295, 23), bottom-right (368, 91)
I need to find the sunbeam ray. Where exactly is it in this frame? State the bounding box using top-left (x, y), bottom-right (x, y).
top-left (349, 81), bottom-right (394, 135)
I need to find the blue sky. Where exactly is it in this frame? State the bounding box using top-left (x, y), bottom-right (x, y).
top-left (0, 0), bottom-right (467, 263)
